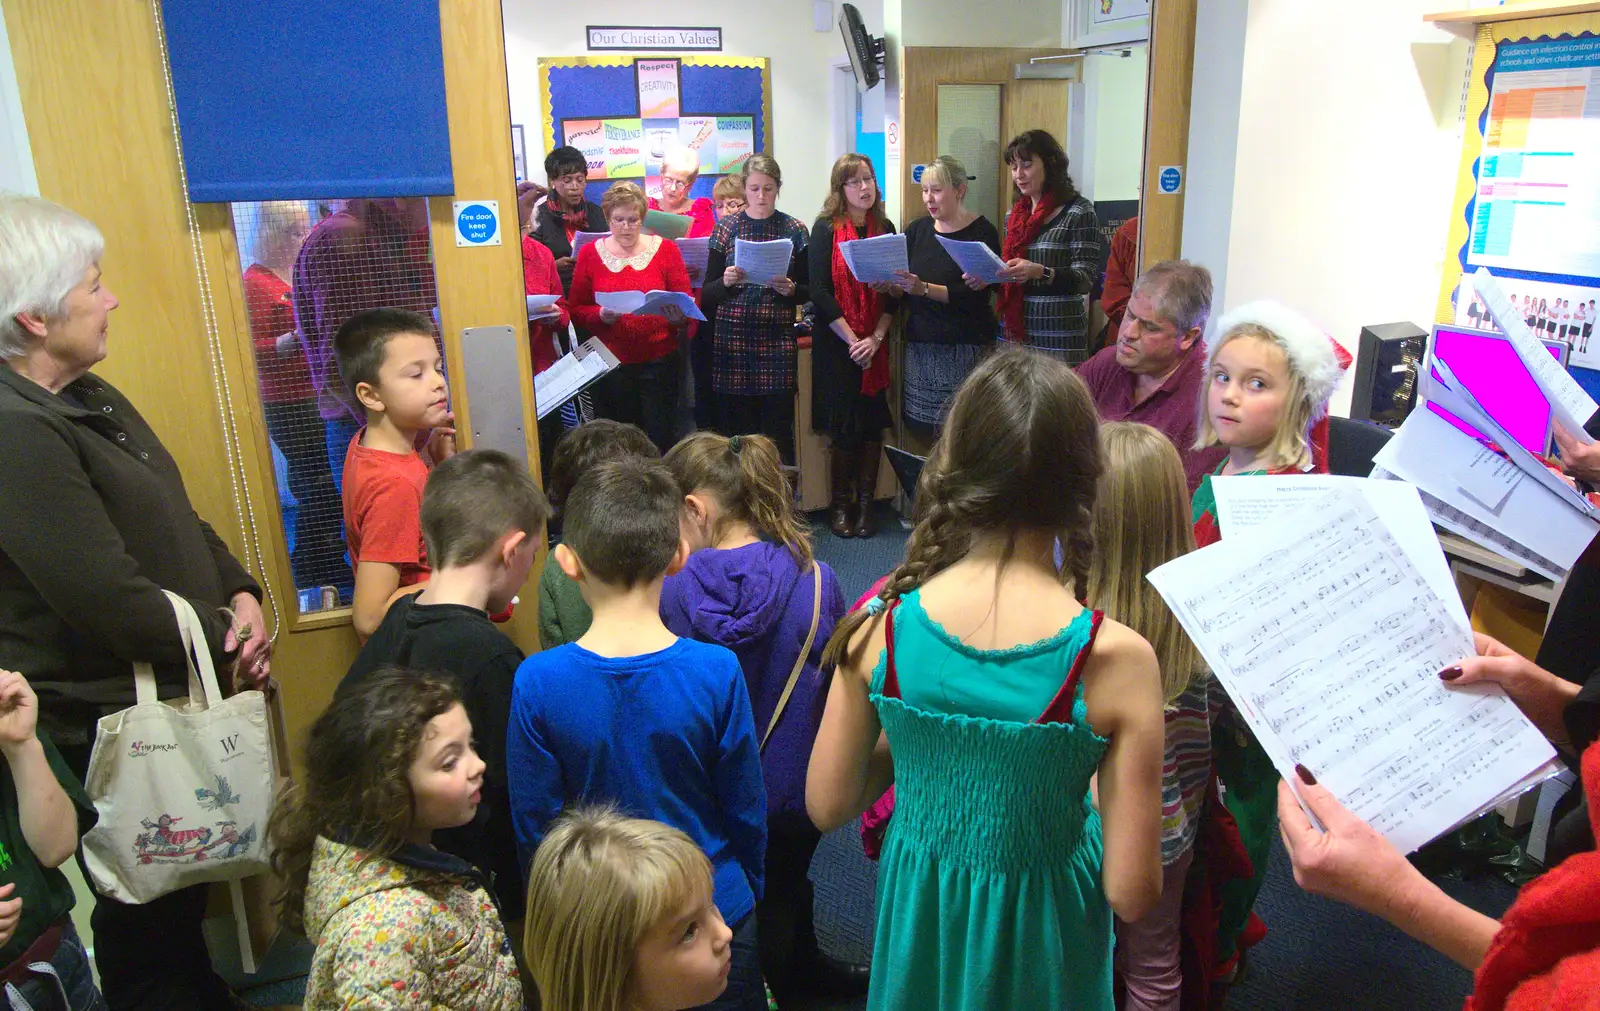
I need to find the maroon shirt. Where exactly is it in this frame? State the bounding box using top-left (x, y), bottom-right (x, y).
top-left (1077, 342), bottom-right (1224, 493)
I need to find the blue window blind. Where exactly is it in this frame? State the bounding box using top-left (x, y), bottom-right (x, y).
top-left (160, 2), bottom-right (454, 202)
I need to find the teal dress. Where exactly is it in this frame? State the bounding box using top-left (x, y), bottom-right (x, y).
top-left (868, 591), bottom-right (1111, 1010)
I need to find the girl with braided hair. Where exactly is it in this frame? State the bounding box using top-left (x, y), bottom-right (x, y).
top-left (806, 346), bottom-right (1166, 1010)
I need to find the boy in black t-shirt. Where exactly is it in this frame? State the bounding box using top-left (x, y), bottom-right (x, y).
top-left (0, 669), bottom-right (103, 1010)
top-left (340, 450), bottom-right (551, 920)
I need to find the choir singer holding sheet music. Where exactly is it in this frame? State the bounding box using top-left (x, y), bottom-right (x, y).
top-left (809, 154), bottom-right (897, 539)
top-left (702, 154), bottom-right (810, 463)
top-left (568, 182), bottom-right (692, 452)
top-left (1279, 633), bottom-right (1600, 1008)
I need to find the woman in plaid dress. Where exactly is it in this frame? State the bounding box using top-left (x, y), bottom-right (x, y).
top-left (702, 154), bottom-right (811, 463)
top-left (974, 130), bottom-right (1101, 365)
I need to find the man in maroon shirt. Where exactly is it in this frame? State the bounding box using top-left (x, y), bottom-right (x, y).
top-left (1076, 259), bottom-right (1224, 492)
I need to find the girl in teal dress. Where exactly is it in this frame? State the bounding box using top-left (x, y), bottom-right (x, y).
top-left (806, 347), bottom-right (1167, 1010)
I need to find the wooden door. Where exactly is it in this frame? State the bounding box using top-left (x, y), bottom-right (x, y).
top-left (900, 47), bottom-right (1075, 229)
top-left (4, 0), bottom-right (536, 771)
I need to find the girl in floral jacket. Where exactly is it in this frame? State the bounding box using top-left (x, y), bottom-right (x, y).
top-left (269, 668), bottom-right (524, 1010)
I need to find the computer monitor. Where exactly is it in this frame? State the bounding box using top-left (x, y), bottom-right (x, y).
top-left (1425, 325), bottom-right (1570, 456)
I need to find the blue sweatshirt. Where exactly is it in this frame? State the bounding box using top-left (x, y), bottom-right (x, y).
top-left (507, 638), bottom-right (767, 924)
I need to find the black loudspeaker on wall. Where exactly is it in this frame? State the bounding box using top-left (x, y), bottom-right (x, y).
top-left (1350, 322), bottom-right (1428, 428)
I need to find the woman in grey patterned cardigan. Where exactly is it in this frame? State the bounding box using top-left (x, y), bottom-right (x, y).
top-left (976, 129), bottom-right (1102, 365)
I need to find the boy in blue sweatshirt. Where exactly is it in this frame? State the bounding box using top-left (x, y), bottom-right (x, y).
top-left (508, 455), bottom-right (767, 1011)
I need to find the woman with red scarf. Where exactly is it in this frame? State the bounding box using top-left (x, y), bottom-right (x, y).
top-left (808, 154), bottom-right (897, 539)
top-left (1279, 633), bottom-right (1600, 1011)
top-left (970, 129), bottom-right (1102, 365)
top-left (530, 145), bottom-right (607, 294)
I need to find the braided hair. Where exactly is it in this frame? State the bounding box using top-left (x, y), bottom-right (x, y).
top-left (823, 346), bottom-right (1103, 667)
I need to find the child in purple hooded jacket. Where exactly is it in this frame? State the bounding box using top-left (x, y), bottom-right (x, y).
top-left (660, 432), bottom-right (860, 1002)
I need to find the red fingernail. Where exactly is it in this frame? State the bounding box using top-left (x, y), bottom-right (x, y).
top-left (1439, 666), bottom-right (1463, 681)
top-left (1295, 764), bottom-right (1317, 786)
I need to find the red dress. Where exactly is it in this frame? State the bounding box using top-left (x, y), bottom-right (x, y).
top-left (521, 235), bottom-right (569, 374)
top-left (568, 236), bottom-right (692, 365)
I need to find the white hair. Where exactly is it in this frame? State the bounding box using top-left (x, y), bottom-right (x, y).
top-left (0, 194), bottom-right (105, 357)
top-left (660, 146), bottom-right (701, 182)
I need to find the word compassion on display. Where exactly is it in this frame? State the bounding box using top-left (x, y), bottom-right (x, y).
top-left (587, 26), bottom-right (722, 51)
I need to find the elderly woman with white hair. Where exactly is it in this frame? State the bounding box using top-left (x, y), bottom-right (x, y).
top-left (649, 146), bottom-right (717, 239)
top-left (0, 194), bottom-right (270, 1010)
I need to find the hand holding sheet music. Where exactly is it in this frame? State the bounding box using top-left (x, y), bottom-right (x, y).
top-left (934, 235), bottom-right (1013, 285)
top-left (675, 237), bottom-right (710, 287)
top-left (734, 238), bottom-right (795, 287)
top-left (839, 233), bottom-right (909, 284)
top-left (594, 289), bottom-right (707, 322)
top-left (1146, 486), bottom-right (1558, 854)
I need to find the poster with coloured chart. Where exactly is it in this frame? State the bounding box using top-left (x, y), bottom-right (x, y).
top-left (1468, 37), bottom-right (1600, 280)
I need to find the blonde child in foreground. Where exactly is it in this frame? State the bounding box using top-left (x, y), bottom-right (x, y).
top-left (806, 347), bottom-right (1166, 1010)
top-left (270, 668), bottom-right (522, 1010)
top-left (525, 807), bottom-right (734, 1011)
top-left (1089, 422), bottom-right (1214, 1011)
top-left (1187, 300), bottom-right (1346, 982)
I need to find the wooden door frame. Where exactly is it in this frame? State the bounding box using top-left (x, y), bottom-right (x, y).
top-left (1139, 0), bottom-right (1196, 271)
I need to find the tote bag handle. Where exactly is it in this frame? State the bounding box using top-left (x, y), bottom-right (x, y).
top-left (132, 591), bottom-right (226, 711)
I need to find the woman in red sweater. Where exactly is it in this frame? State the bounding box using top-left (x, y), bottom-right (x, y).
top-left (519, 187), bottom-right (572, 484)
top-left (569, 182), bottom-right (692, 452)
top-left (648, 147), bottom-right (717, 240)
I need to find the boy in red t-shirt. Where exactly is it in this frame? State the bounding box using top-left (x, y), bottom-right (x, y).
top-left (334, 308), bottom-right (456, 639)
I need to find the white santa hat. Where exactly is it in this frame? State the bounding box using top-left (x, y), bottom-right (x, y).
top-left (1205, 300), bottom-right (1345, 418)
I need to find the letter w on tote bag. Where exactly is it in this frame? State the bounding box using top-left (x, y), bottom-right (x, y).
top-left (82, 591), bottom-right (276, 905)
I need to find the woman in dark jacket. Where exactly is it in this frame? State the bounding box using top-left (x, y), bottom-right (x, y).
top-left (0, 195), bottom-right (270, 1011)
top-left (530, 145), bottom-right (608, 295)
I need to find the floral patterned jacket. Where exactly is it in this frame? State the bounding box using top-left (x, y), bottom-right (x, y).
top-left (302, 836), bottom-right (524, 1010)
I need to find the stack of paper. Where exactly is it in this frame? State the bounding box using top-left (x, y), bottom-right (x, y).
top-left (1147, 484), bottom-right (1560, 854)
top-left (839, 233), bottom-right (909, 285)
top-left (533, 338), bottom-right (618, 419)
top-left (526, 294), bottom-right (561, 320)
top-left (1372, 271), bottom-right (1599, 580)
top-left (594, 289), bottom-right (707, 322)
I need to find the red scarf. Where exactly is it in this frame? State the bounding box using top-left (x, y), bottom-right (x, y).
top-left (996, 194), bottom-right (1060, 344)
top-left (553, 197), bottom-right (590, 242)
top-left (831, 217), bottom-right (890, 396)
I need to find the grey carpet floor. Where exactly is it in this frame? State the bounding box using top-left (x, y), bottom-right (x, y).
top-left (235, 503), bottom-right (1520, 1009)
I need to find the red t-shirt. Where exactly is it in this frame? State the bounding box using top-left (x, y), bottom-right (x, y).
top-left (568, 236), bottom-right (692, 364)
top-left (341, 431), bottom-right (431, 586)
top-left (243, 264), bottom-right (315, 404)
top-left (522, 235), bottom-right (569, 374)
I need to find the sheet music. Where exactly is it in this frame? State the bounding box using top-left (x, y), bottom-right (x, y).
top-left (1470, 268), bottom-right (1596, 442)
top-left (1146, 489), bottom-right (1558, 854)
top-left (644, 209), bottom-right (692, 239)
top-left (839, 233), bottom-right (909, 284)
top-left (733, 238), bottom-right (795, 287)
top-left (675, 237), bottom-right (710, 287)
top-left (1210, 475), bottom-right (1469, 630)
top-left (593, 289), bottom-right (707, 322)
top-left (934, 235), bottom-right (1012, 285)
top-left (533, 339), bottom-right (617, 419)
top-left (572, 231), bottom-right (607, 258)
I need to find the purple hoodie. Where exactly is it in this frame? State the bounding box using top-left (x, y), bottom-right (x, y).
top-left (661, 541), bottom-right (846, 819)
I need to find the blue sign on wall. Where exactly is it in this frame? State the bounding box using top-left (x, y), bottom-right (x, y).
top-left (1158, 166), bottom-right (1183, 195)
top-left (454, 201), bottom-right (502, 247)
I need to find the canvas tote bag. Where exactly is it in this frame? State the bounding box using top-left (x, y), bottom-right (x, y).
top-left (81, 591), bottom-right (276, 905)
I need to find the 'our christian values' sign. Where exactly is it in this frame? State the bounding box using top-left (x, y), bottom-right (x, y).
top-left (586, 26), bottom-right (722, 51)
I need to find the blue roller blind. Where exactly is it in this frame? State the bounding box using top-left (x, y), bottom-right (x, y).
top-left (160, 2), bottom-right (454, 202)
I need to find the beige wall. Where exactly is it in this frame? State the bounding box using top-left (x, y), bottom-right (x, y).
top-left (1084, 44), bottom-right (1147, 201)
top-left (1182, 0), bottom-right (1471, 413)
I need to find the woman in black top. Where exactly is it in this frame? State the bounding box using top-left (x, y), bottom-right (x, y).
top-left (893, 156), bottom-right (1001, 439)
top-left (530, 145), bottom-right (607, 294)
top-left (808, 154), bottom-right (897, 538)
